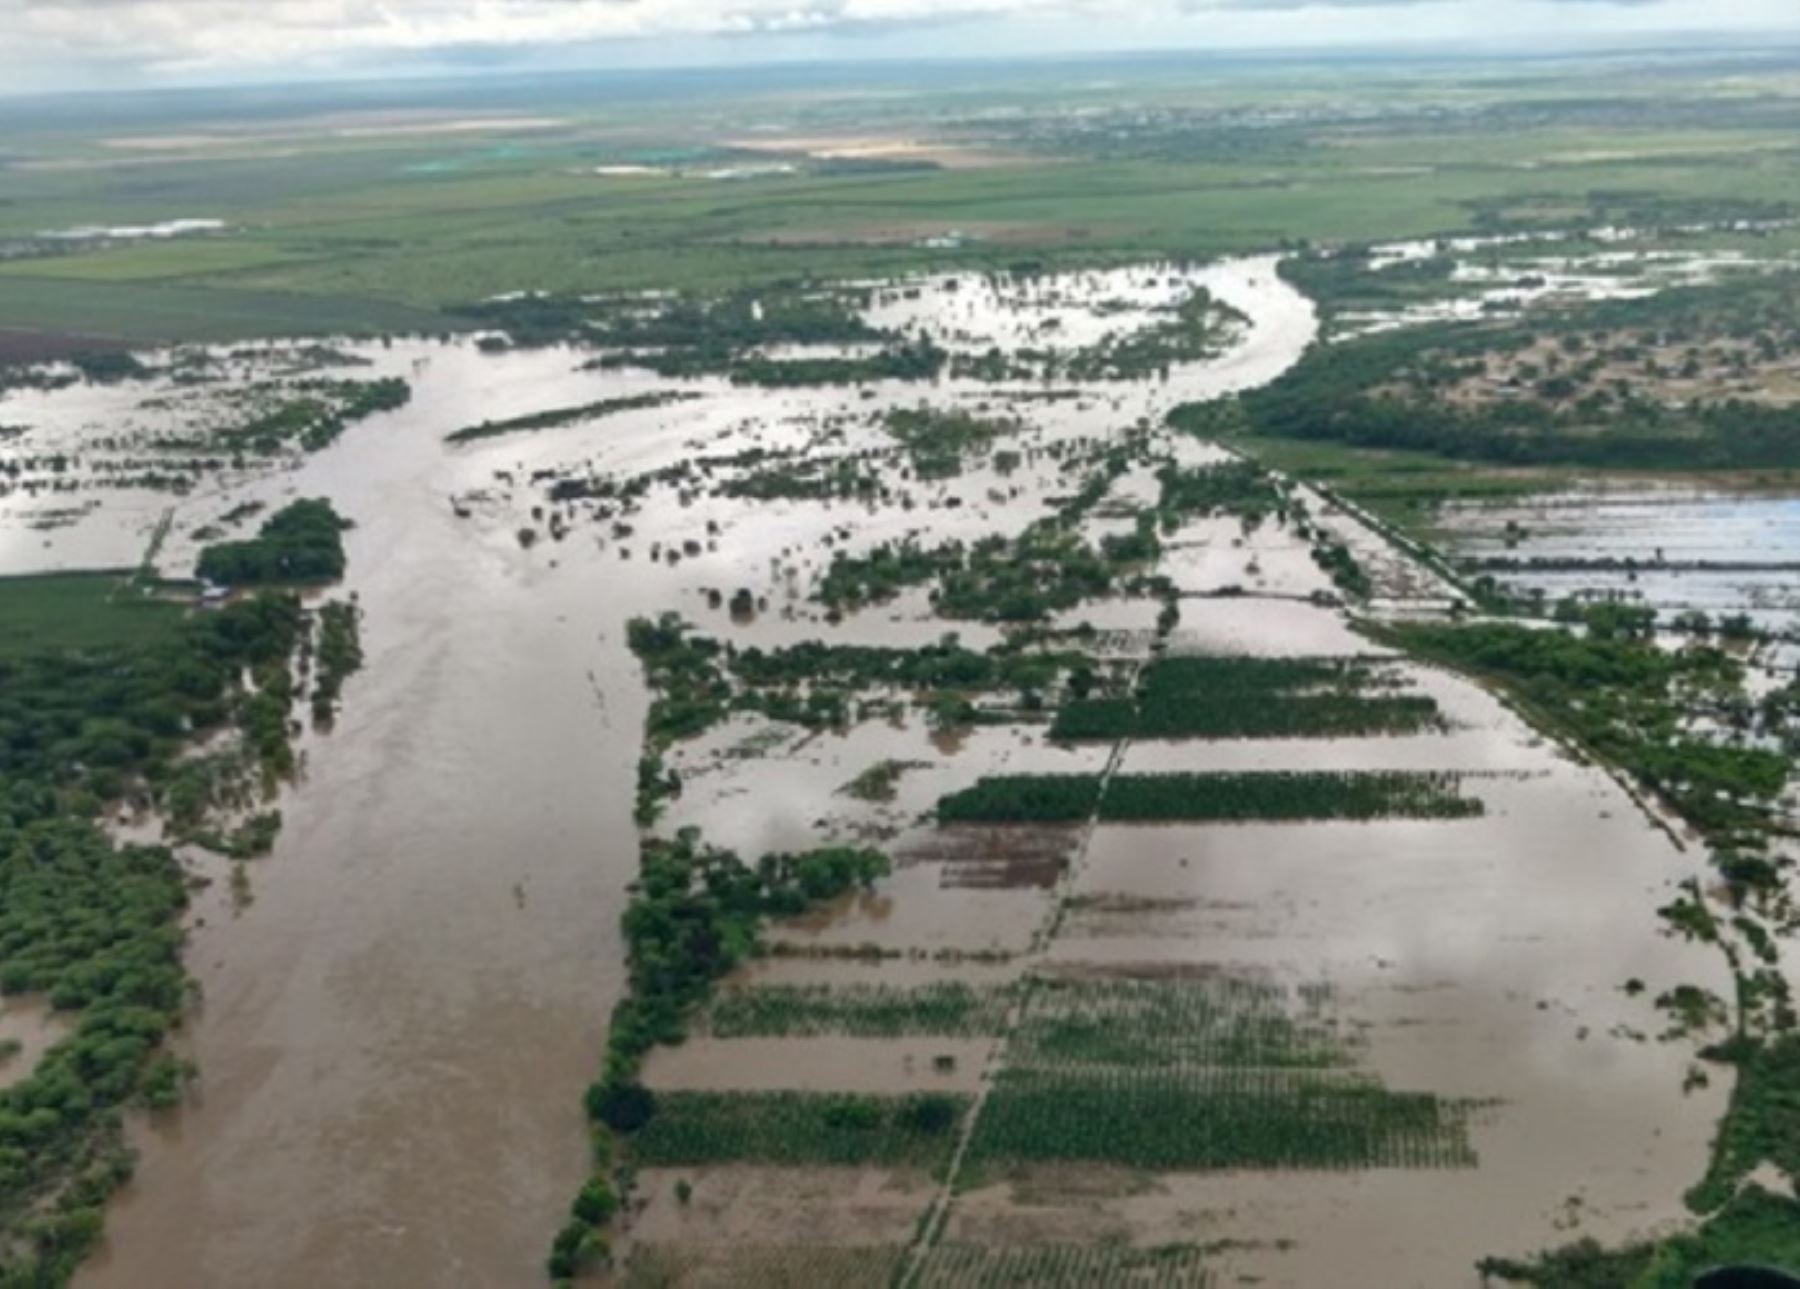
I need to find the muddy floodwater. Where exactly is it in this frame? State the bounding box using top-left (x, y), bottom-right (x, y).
top-left (0, 251), bottom-right (1745, 1287)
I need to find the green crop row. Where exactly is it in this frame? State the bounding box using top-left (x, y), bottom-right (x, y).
top-left (1012, 975), bottom-right (1352, 1072)
top-left (1051, 654), bottom-right (1440, 741)
top-left (1100, 772), bottom-right (1482, 821)
top-left (936, 776), bottom-right (1104, 823)
top-left (937, 772), bottom-right (1483, 824)
top-left (627, 1090), bottom-right (970, 1168)
top-left (1053, 692), bottom-right (1441, 740)
top-left (966, 1067), bottom-right (1476, 1172)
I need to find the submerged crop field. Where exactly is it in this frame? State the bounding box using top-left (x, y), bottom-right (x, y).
top-left (3, 43), bottom-right (1800, 1289)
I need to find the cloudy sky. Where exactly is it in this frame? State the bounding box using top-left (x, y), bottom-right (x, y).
top-left (3, 0), bottom-right (1797, 94)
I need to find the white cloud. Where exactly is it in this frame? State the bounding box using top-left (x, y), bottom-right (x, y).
top-left (1, 0), bottom-right (1795, 90)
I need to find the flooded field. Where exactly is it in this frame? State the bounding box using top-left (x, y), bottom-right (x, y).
top-left (0, 249), bottom-right (1757, 1287)
top-left (1438, 487), bottom-right (1800, 639)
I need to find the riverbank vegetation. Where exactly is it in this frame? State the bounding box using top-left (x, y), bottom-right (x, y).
top-left (552, 824), bottom-right (895, 1278)
top-left (0, 559), bottom-right (364, 1284)
top-left (1379, 620), bottom-right (1785, 842)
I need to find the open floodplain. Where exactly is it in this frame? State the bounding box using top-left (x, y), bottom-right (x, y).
top-left (3, 222), bottom-right (1790, 1289)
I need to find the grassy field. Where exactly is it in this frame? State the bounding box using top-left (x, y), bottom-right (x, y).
top-left (6, 51), bottom-right (1800, 346)
top-left (0, 571), bottom-right (187, 657)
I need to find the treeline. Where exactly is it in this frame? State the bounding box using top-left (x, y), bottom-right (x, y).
top-left (245, 378), bottom-right (407, 455)
top-left (1383, 620), bottom-right (1787, 841)
top-left (445, 392), bottom-right (695, 444)
top-left (1052, 655), bottom-right (1441, 741)
top-left (552, 829), bottom-right (890, 1278)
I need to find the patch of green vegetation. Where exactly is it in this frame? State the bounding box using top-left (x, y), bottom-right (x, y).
top-left (1051, 655), bottom-right (1442, 740)
top-left (1379, 619), bottom-right (1785, 842)
top-left (1013, 975), bottom-right (1352, 1072)
top-left (186, 809), bottom-right (282, 860)
top-left (598, 832), bottom-right (893, 1093)
top-left (0, 583), bottom-right (333, 1283)
top-left (913, 1243), bottom-right (1214, 1287)
top-left (967, 1067), bottom-right (1475, 1172)
top-left (812, 443), bottom-right (1159, 620)
top-left (733, 637), bottom-right (1086, 706)
top-left (558, 827), bottom-right (893, 1274)
top-left (1155, 458), bottom-right (1284, 522)
top-left (1213, 269), bottom-right (1800, 471)
top-left (626, 615), bottom-right (731, 751)
top-left (727, 341), bottom-right (947, 388)
top-left (937, 775), bottom-right (1105, 824)
top-left (444, 391), bottom-right (696, 443)
top-left (717, 451), bottom-right (884, 502)
top-left (1069, 287), bottom-right (1247, 381)
top-left (196, 498), bottom-right (350, 587)
top-left (310, 600), bottom-right (363, 724)
top-left (839, 759), bottom-right (929, 803)
top-left (1102, 771), bottom-right (1482, 822)
top-left (627, 616), bottom-right (1104, 753)
top-left (1684, 1035), bottom-right (1800, 1215)
top-left (195, 377), bottom-right (409, 454)
top-left (816, 539), bottom-right (963, 612)
top-left (705, 981), bottom-right (1015, 1038)
top-left (468, 282), bottom-right (880, 353)
top-left (1280, 248), bottom-right (1471, 332)
top-left (885, 407), bottom-right (1017, 480)
top-left (938, 771), bottom-right (1482, 823)
top-left (628, 1090), bottom-right (968, 1167)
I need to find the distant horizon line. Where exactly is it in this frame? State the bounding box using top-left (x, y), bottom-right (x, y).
top-left (5, 28), bottom-right (1799, 107)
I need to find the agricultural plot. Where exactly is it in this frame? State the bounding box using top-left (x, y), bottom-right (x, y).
top-left (628, 1091), bottom-right (971, 1169)
top-left (1051, 654), bottom-right (1444, 740)
top-left (1098, 771), bottom-right (1484, 822)
top-left (965, 1067), bottom-right (1477, 1173)
top-left (703, 981), bottom-right (1017, 1039)
top-left (937, 771), bottom-right (1484, 823)
top-left (1010, 974), bottom-right (1353, 1072)
top-left (912, 1242), bottom-right (1214, 1288)
top-left (622, 1243), bottom-right (907, 1288)
top-left (935, 775), bottom-right (1104, 824)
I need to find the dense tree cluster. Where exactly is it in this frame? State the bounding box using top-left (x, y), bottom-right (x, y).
top-left (196, 498), bottom-right (350, 586)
